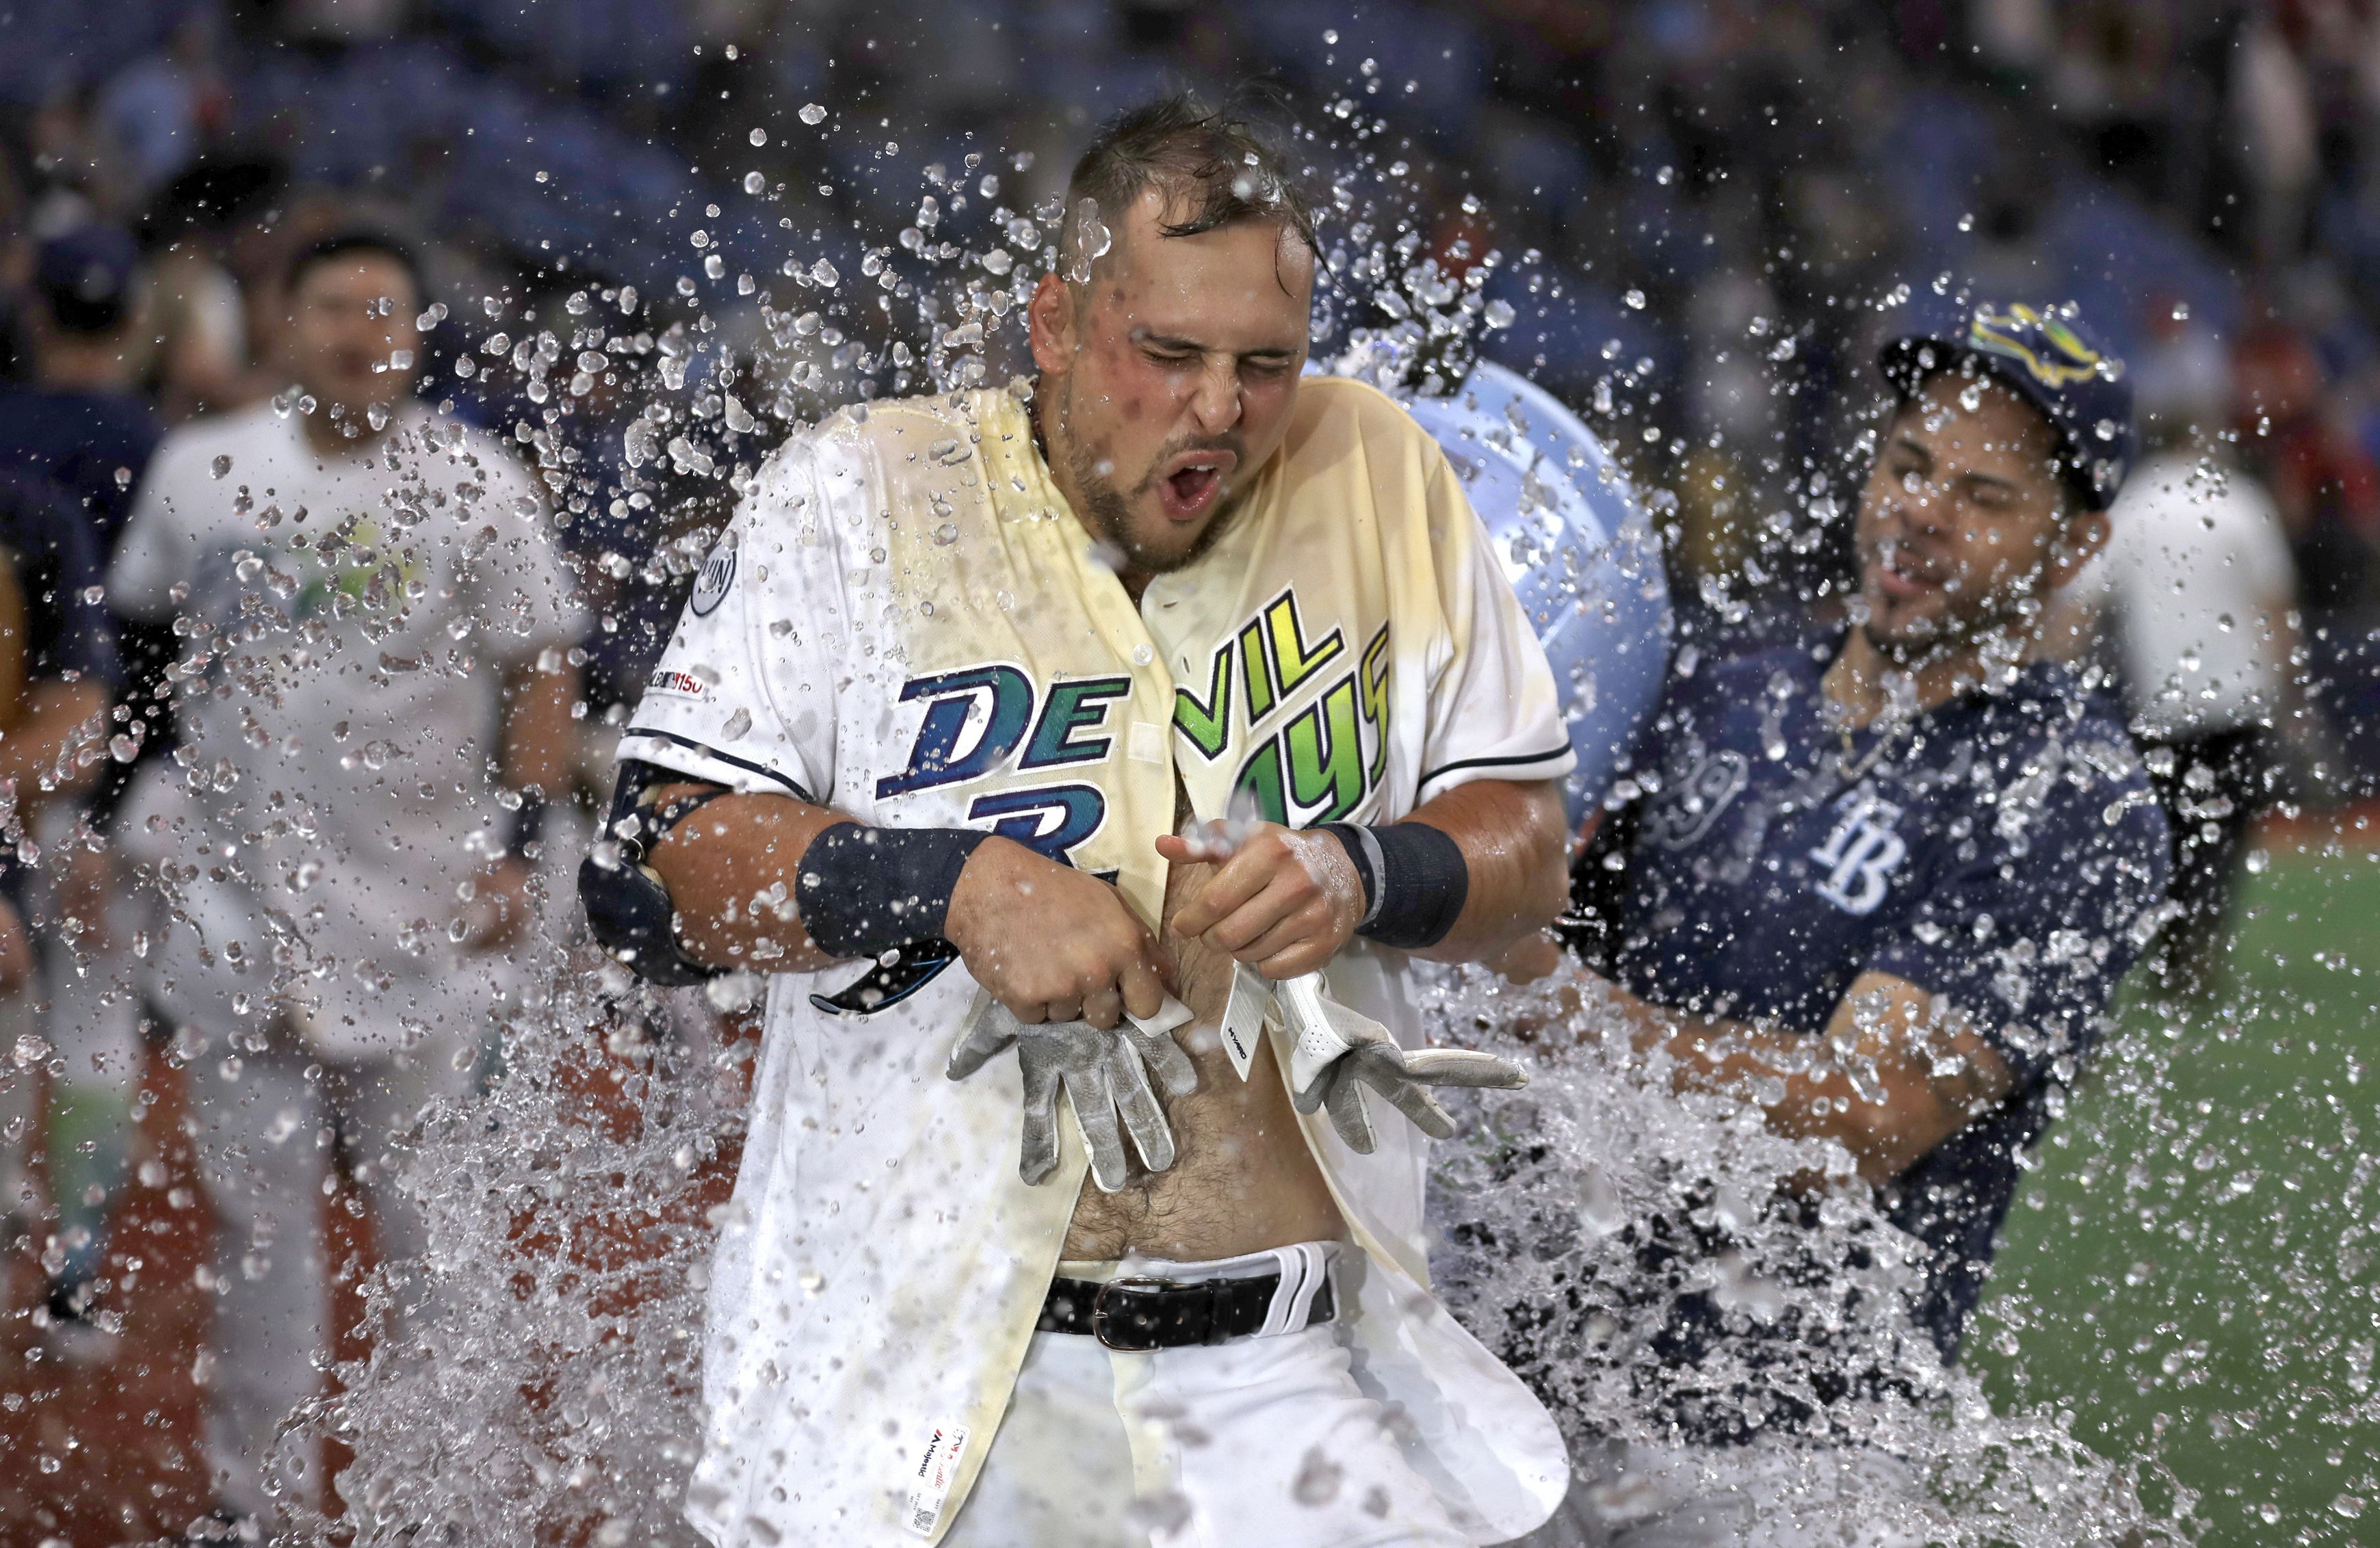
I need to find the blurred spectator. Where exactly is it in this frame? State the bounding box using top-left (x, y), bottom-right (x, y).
top-left (2233, 7), bottom-right (2322, 263)
top-left (93, 8), bottom-right (233, 196)
top-left (2234, 316), bottom-right (2380, 618)
top-left (0, 225), bottom-right (160, 550)
top-left (105, 229), bottom-right (582, 1527)
top-left (140, 159), bottom-right (280, 421)
top-left (2063, 331), bottom-right (2318, 999)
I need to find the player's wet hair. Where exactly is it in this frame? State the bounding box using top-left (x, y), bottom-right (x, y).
top-left (285, 226), bottom-right (429, 310)
top-left (1062, 92), bottom-right (1316, 287)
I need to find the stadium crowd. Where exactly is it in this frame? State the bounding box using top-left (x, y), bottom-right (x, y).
top-left (0, 0), bottom-right (2372, 1539)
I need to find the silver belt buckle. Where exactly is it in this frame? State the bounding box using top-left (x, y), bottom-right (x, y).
top-left (1089, 1276), bottom-right (1175, 1352)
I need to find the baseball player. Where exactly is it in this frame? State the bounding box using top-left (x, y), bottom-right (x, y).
top-left (1533, 300), bottom-right (2173, 1543)
top-left (584, 98), bottom-right (1582, 1546)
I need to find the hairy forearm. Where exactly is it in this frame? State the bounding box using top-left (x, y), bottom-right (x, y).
top-left (1407, 778), bottom-right (1569, 965)
top-left (644, 787), bottom-right (852, 973)
top-left (1591, 969), bottom-right (2013, 1187)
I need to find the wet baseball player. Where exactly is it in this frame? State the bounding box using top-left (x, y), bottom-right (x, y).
top-left (584, 97), bottom-right (1583, 1546)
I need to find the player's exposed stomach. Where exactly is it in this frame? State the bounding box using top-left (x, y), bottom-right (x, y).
top-left (1060, 852), bottom-right (1348, 1262)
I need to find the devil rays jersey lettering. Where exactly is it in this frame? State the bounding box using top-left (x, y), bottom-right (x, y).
top-left (614, 378), bottom-right (1573, 1548)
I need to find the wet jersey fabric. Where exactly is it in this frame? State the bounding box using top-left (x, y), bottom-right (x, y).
top-left (616, 377), bottom-right (1575, 1547)
top-left (1605, 637), bottom-right (2169, 1365)
top-left (107, 402), bottom-right (586, 1057)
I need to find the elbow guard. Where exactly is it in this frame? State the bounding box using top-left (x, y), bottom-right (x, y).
top-left (578, 759), bottom-right (730, 986)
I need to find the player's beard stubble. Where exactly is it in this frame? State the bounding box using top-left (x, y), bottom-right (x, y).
top-left (1054, 376), bottom-right (1250, 577)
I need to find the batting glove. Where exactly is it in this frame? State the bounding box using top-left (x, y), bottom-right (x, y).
top-left (1272, 973), bottom-right (1526, 1153)
top-left (946, 991), bottom-right (1199, 1191)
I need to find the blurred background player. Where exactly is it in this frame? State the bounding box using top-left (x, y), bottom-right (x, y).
top-left (0, 462), bottom-right (124, 1406)
top-left (0, 223), bottom-right (160, 550)
top-left (2053, 331), bottom-right (2331, 1002)
top-left (105, 228), bottom-right (582, 1532)
top-left (0, 221), bottom-right (168, 1328)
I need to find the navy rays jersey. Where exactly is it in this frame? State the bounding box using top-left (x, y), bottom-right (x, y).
top-left (1597, 635), bottom-right (2169, 1355)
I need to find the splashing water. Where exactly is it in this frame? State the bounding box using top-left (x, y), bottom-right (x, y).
top-left (1421, 958), bottom-right (2192, 1545)
top-left (272, 960), bottom-right (747, 1547)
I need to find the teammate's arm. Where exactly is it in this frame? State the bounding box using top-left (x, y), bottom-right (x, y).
top-left (499, 655), bottom-right (578, 799)
top-left (1590, 967), bottom-right (2016, 1188)
top-left (1157, 776), bottom-right (1569, 979)
top-left (644, 784), bottom-right (1169, 1027)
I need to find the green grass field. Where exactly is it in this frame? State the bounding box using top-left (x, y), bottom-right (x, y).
top-left (1971, 842), bottom-right (2380, 1545)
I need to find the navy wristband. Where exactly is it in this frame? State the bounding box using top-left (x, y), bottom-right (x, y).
top-left (795, 824), bottom-right (988, 960)
top-left (1322, 821), bottom-right (1469, 950)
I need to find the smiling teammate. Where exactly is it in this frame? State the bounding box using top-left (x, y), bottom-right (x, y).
top-left (1528, 301), bottom-right (2172, 1543)
top-left (587, 98), bottom-right (1578, 1546)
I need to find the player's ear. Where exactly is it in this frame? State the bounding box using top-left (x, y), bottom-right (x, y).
top-left (1027, 272), bottom-right (1077, 376)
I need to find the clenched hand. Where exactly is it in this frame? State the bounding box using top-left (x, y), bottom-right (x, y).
top-left (945, 837), bottom-right (1171, 1028)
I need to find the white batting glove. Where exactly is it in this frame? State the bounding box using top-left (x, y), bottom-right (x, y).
top-left (1271, 973), bottom-right (1527, 1153)
top-left (946, 991), bottom-right (1198, 1191)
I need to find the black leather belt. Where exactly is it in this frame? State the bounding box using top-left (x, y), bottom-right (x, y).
top-left (1039, 1271), bottom-right (1337, 1352)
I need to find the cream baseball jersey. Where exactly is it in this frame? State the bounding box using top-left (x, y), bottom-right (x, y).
top-left (617, 376), bottom-right (1575, 1546)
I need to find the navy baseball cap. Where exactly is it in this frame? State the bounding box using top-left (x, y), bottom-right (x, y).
top-left (1879, 299), bottom-right (2135, 511)
top-left (36, 224), bottom-right (140, 334)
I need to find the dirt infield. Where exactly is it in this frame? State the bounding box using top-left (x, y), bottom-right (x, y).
top-left (1, 1040), bottom-right (379, 1545)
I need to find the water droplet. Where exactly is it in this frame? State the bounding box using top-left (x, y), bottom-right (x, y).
top-left (211, 454), bottom-right (233, 480)
top-left (744, 171), bottom-right (766, 195)
top-left (798, 103), bottom-right (826, 126)
top-left (749, 127), bottom-right (768, 146)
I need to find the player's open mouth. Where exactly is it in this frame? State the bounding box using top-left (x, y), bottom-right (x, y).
top-left (1874, 541), bottom-right (1939, 600)
top-left (1156, 450), bottom-right (1235, 523)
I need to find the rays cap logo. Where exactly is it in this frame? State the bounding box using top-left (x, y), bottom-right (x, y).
top-left (1879, 297), bottom-right (2136, 512)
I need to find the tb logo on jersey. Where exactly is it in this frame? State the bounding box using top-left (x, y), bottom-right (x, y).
top-left (1809, 791), bottom-right (1906, 915)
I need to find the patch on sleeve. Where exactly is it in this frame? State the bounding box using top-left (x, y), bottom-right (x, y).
top-left (690, 535), bottom-right (737, 616)
top-left (644, 667), bottom-right (711, 700)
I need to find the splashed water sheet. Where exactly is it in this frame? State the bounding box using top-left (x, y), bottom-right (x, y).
top-left (1422, 958), bottom-right (2192, 1546)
